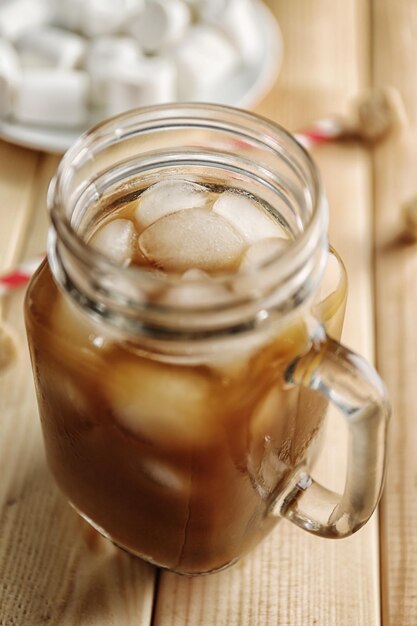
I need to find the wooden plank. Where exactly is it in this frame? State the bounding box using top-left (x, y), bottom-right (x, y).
top-left (372, 1), bottom-right (417, 623)
top-left (0, 294), bottom-right (156, 626)
top-left (0, 1), bottom-right (386, 623)
top-left (154, 1), bottom-right (380, 625)
top-left (0, 140), bottom-right (40, 273)
top-left (20, 153), bottom-right (58, 261)
top-left (0, 140), bottom-right (40, 328)
top-left (0, 151), bottom-right (157, 626)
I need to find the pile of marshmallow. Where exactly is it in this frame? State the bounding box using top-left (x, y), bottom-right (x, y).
top-left (0, 0), bottom-right (265, 128)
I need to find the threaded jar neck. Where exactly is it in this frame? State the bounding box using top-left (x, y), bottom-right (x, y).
top-left (48, 104), bottom-right (328, 341)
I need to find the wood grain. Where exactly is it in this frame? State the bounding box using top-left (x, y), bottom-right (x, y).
top-left (0, 142), bottom-right (40, 273)
top-left (0, 150), bottom-right (156, 626)
top-left (153, 1), bottom-right (380, 624)
top-left (3, 0), bottom-right (412, 622)
top-left (372, 1), bottom-right (417, 624)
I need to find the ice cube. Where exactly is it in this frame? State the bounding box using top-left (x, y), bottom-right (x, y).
top-left (90, 218), bottom-right (136, 265)
top-left (106, 357), bottom-right (215, 445)
top-left (181, 268), bottom-right (209, 281)
top-left (209, 353), bottom-right (250, 380)
top-left (160, 268), bottom-right (231, 307)
top-left (138, 207), bottom-right (246, 273)
top-left (134, 179), bottom-right (209, 231)
top-left (232, 237), bottom-right (290, 298)
top-left (250, 386), bottom-right (284, 442)
top-left (42, 365), bottom-right (95, 418)
top-left (52, 291), bottom-right (110, 349)
top-left (213, 192), bottom-right (287, 244)
top-left (239, 237), bottom-right (290, 269)
top-left (248, 385), bottom-right (297, 494)
top-left (140, 457), bottom-right (188, 491)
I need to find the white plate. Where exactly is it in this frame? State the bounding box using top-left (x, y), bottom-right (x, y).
top-left (0, 2), bottom-right (283, 154)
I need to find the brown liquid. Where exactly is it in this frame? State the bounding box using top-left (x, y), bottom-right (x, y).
top-left (25, 184), bottom-right (347, 574)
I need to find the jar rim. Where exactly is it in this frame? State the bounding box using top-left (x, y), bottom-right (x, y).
top-left (48, 103), bottom-right (329, 337)
top-left (55, 102), bottom-right (326, 248)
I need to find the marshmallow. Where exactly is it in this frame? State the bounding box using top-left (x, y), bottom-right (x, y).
top-left (0, 0), bottom-right (51, 41)
top-left (80, 0), bottom-right (143, 38)
top-left (14, 70), bottom-right (90, 127)
top-left (175, 25), bottom-right (240, 100)
top-left (208, 0), bottom-right (264, 66)
top-left (85, 36), bottom-right (142, 107)
top-left (130, 0), bottom-right (191, 53)
top-left (104, 57), bottom-right (177, 117)
top-left (192, 0), bottom-right (227, 20)
top-left (51, 0), bottom-right (84, 31)
top-left (16, 26), bottom-right (87, 69)
top-left (52, 0), bottom-right (142, 35)
top-left (0, 38), bottom-right (20, 116)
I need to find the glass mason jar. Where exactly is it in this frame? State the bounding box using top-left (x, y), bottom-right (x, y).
top-left (25, 104), bottom-right (390, 575)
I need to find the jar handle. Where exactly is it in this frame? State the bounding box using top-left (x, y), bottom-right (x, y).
top-left (279, 335), bottom-right (390, 538)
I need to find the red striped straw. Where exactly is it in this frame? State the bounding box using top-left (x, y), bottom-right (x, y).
top-left (295, 118), bottom-right (345, 150)
top-left (0, 255), bottom-right (44, 297)
top-left (0, 117), bottom-right (343, 299)
top-left (0, 120), bottom-right (335, 297)
top-left (0, 99), bottom-right (391, 297)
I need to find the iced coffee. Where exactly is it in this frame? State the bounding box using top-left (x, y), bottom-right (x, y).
top-left (25, 178), bottom-right (347, 574)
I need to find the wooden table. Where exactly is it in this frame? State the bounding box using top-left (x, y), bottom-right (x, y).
top-left (0, 1), bottom-right (415, 624)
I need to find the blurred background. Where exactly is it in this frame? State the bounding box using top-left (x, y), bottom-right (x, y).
top-left (0, 0), bottom-right (282, 151)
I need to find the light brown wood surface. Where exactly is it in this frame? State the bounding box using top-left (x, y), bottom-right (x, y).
top-left (0, 1), bottom-right (413, 624)
top-left (372, 2), bottom-right (417, 625)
